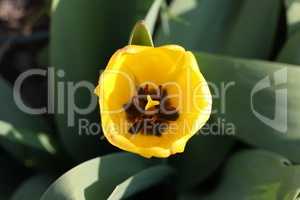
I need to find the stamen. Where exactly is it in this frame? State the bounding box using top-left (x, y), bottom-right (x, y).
top-left (124, 85), bottom-right (179, 136)
top-left (128, 119), bottom-right (143, 134)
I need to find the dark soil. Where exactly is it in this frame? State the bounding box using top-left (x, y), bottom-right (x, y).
top-left (0, 0), bottom-right (49, 108)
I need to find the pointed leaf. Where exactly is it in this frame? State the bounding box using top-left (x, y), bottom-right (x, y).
top-left (195, 52), bottom-right (300, 163)
top-left (41, 153), bottom-right (157, 200)
top-left (0, 122), bottom-right (58, 155)
top-left (201, 150), bottom-right (300, 200)
top-left (144, 0), bottom-right (164, 35)
top-left (170, 134), bottom-right (234, 191)
top-left (108, 165), bottom-right (174, 200)
top-left (156, 0), bottom-right (281, 59)
top-left (129, 21), bottom-right (154, 46)
top-left (277, 32), bottom-right (300, 65)
top-left (0, 77), bottom-right (61, 169)
top-left (11, 174), bottom-right (55, 200)
top-left (51, 0), bottom-right (154, 161)
top-left (0, 78), bottom-right (52, 141)
top-left (277, 0), bottom-right (300, 65)
top-left (0, 155), bottom-right (28, 200)
top-left (284, 0), bottom-right (300, 36)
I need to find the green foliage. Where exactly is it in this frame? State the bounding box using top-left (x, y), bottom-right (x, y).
top-left (51, 0), bottom-right (154, 162)
top-left (277, 32), bottom-right (300, 64)
top-left (169, 134), bottom-right (234, 191)
top-left (1, 0), bottom-right (300, 199)
top-left (197, 53), bottom-right (300, 163)
top-left (156, 0), bottom-right (281, 59)
top-left (108, 165), bottom-right (174, 200)
top-left (0, 77), bottom-right (62, 169)
top-left (202, 150), bottom-right (300, 200)
top-left (284, 0), bottom-right (300, 36)
top-left (41, 153), bottom-right (157, 200)
top-left (11, 174), bottom-right (55, 200)
top-left (144, 0), bottom-right (164, 34)
top-left (180, 150), bottom-right (300, 200)
top-left (129, 21), bottom-right (154, 46)
top-left (0, 155), bottom-right (27, 200)
top-left (277, 2), bottom-right (300, 65)
top-left (0, 122), bottom-right (57, 155)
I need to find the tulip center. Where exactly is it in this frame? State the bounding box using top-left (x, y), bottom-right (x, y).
top-left (123, 84), bottom-right (179, 136)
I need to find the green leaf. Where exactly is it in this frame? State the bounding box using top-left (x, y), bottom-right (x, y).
top-left (276, 1), bottom-right (300, 65)
top-left (11, 174), bottom-right (55, 200)
top-left (0, 77), bottom-right (52, 141)
top-left (195, 52), bottom-right (300, 163)
top-left (0, 122), bottom-right (58, 155)
top-left (277, 0), bottom-right (300, 65)
top-left (277, 32), bottom-right (300, 65)
top-left (41, 153), bottom-right (157, 200)
top-left (201, 150), bottom-right (300, 200)
top-left (178, 193), bottom-right (201, 200)
top-left (108, 165), bottom-right (174, 200)
top-left (170, 134), bottom-right (234, 191)
top-left (284, 0), bottom-right (300, 36)
top-left (0, 77), bottom-right (61, 169)
top-left (0, 155), bottom-right (27, 200)
top-left (159, 0), bottom-right (170, 35)
top-left (144, 0), bottom-right (164, 35)
top-left (51, 0), bottom-right (154, 162)
top-left (38, 46), bottom-right (49, 67)
top-left (156, 0), bottom-right (281, 59)
top-left (129, 21), bottom-right (154, 46)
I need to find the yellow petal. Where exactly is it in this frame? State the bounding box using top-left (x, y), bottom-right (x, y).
top-left (95, 45), bottom-right (212, 158)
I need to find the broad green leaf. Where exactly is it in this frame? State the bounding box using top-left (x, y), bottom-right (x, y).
top-left (11, 174), bottom-right (55, 200)
top-left (179, 193), bottom-right (201, 200)
top-left (201, 150), bottom-right (300, 200)
top-left (38, 46), bottom-right (49, 67)
top-left (284, 0), bottom-right (300, 36)
top-left (277, 1), bottom-right (300, 65)
top-left (51, 0), bottom-right (154, 161)
top-left (277, 32), bottom-right (300, 65)
top-left (129, 21), bottom-right (154, 46)
top-left (0, 78), bottom-right (52, 141)
top-left (0, 122), bottom-right (58, 155)
top-left (0, 77), bottom-right (61, 169)
top-left (108, 165), bottom-right (174, 200)
top-left (156, 0), bottom-right (281, 59)
top-left (41, 153), bottom-right (157, 200)
top-left (0, 155), bottom-right (27, 200)
top-left (169, 134), bottom-right (234, 191)
top-left (196, 52), bottom-right (300, 163)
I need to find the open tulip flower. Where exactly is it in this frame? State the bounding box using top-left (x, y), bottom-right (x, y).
top-left (95, 44), bottom-right (212, 158)
top-left (5, 1), bottom-right (300, 199)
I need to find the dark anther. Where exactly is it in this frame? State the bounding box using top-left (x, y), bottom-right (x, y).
top-left (159, 106), bottom-right (179, 121)
top-left (128, 119), bottom-right (143, 134)
top-left (124, 84), bottom-right (179, 136)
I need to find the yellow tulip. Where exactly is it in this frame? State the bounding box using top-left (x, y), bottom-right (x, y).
top-left (94, 45), bottom-right (212, 158)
